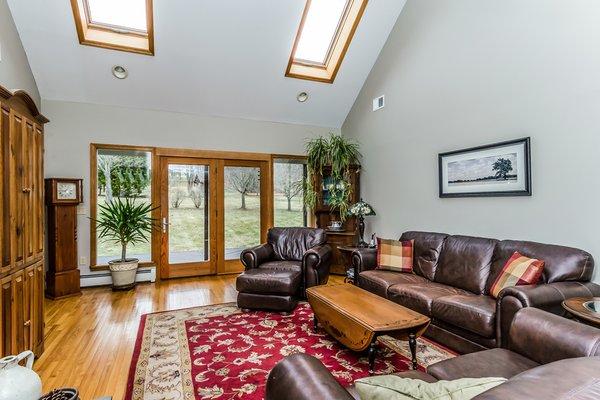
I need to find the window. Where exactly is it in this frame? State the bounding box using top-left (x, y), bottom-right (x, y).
top-left (91, 145), bottom-right (154, 267)
top-left (273, 158), bottom-right (308, 227)
top-left (70, 0), bottom-right (154, 55)
top-left (286, 0), bottom-right (368, 83)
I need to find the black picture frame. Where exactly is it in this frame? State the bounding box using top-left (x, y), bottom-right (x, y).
top-left (438, 137), bottom-right (531, 198)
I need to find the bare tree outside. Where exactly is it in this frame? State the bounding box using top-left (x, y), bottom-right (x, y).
top-left (185, 166), bottom-right (205, 209)
top-left (97, 155), bottom-right (115, 203)
top-left (225, 167), bottom-right (259, 210)
top-left (275, 163), bottom-right (304, 211)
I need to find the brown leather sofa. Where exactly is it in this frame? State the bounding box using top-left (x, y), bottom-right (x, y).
top-left (352, 231), bottom-right (600, 353)
top-left (237, 227), bottom-right (332, 311)
top-left (265, 308), bottom-right (600, 400)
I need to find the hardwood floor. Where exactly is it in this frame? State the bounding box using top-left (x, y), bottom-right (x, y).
top-left (35, 274), bottom-right (344, 399)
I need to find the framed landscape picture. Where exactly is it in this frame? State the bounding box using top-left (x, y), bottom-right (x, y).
top-left (439, 137), bottom-right (531, 198)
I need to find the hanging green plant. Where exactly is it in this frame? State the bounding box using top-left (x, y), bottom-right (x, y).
top-left (304, 133), bottom-right (361, 222)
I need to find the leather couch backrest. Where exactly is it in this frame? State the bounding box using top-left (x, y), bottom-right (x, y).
top-left (435, 235), bottom-right (498, 294)
top-left (268, 227), bottom-right (326, 261)
top-left (399, 231), bottom-right (448, 281)
top-left (487, 240), bottom-right (594, 290)
top-left (507, 307), bottom-right (600, 365)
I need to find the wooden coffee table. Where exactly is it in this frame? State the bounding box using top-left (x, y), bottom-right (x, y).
top-left (562, 297), bottom-right (600, 328)
top-left (306, 283), bottom-right (430, 371)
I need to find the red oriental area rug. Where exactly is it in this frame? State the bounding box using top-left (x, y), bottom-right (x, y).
top-left (125, 302), bottom-right (455, 400)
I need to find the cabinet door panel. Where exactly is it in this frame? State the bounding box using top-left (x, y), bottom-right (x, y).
top-left (23, 122), bottom-right (35, 264)
top-left (10, 271), bottom-right (24, 354)
top-left (0, 276), bottom-right (6, 357)
top-left (22, 266), bottom-right (34, 351)
top-left (10, 112), bottom-right (24, 268)
top-left (34, 128), bottom-right (44, 259)
top-left (33, 262), bottom-right (44, 354)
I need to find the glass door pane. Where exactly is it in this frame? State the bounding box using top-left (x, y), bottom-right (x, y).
top-left (167, 164), bottom-right (210, 263)
top-left (223, 166), bottom-right (261, 260)
top-left (273, 159), bottom-right (307, 227)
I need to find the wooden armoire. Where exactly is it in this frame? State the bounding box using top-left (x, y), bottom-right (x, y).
top-left (0, 85), bottom-right (47, 358)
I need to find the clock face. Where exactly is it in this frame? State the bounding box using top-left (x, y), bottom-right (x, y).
top-left (57, 182), bottom-right (77, 200)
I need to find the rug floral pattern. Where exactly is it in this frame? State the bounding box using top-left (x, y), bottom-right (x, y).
top-left (126, 302), bottom-right (455, 400)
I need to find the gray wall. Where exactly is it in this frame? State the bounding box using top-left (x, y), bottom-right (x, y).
top-left (342, 0), bottom-right (600, 281)
top-left (43, 100), bottom-right (334, 275)
top-left (0, 0), bottom-right (39, 105)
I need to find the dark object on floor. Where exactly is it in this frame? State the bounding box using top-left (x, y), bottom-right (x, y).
top-left (237, 227), bottom-right (332, 311)
top-left (39, 388), bottom-right (79, 400)
top-left (265, 308), bottom-right (600, 400)
top-left (353, 230), bottom-right (600, 353)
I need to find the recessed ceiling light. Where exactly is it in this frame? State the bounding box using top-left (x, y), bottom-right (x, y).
top-left (112, 65), bottom-right (128, 79)
top-left (297, 92), bottom-right (309, 103)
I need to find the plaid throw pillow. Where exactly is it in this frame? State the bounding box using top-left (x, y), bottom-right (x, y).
top-left (376, 238), bottom-right (414, 273)
top-left (490, 251), bottom-right (545, 298)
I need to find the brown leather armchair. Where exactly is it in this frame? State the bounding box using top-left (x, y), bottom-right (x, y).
top-left (237, 228), bottom-right (332, 312)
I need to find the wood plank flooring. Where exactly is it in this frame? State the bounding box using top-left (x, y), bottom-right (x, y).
top-left (35, 274), bottom-right (344, 399)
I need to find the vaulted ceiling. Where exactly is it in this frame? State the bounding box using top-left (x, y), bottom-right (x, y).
top-left (8, 0), bottom-right (406, 128)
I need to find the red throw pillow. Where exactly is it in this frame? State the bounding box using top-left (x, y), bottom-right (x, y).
top-left (376, 238), bottom-right (414, 273)
top-left (490, 251), bottom-right (544, 298)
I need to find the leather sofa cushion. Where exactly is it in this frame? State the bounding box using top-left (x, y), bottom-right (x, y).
top-left (427, 348), bottom-right (538, 381)
top-left (236, 269), bottom-right (301, 295)
top-left (435, 235), bottom-right (498, 295)
top-left (432, 295), bottom-right (496, 338)
top-left (473, 357), bottom-right (600, 400)
top-left (359, 270), bottom-right (428, 298)
top-left (268, 227), bottom-right (326, 261)
top-left (387, 282), bottom-right (469, 315)
top-left (400, 231), bottom-right (448, 281)
top-left (487, 240), bottom-right (594, 289)
top-left (258, 260), bottom-right (302, 273)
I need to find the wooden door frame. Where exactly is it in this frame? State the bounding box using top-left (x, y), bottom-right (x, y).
top-left (217, 159), bottom-right (271, 275)
top-left (159, 157), bottom-right (218, 279)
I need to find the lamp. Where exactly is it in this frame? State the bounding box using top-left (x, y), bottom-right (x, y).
top-left (348, 199), bottom-right (376, 247)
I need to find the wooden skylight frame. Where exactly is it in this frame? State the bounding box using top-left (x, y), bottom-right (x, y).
top-left (70, 0), bottom-right (154, 56)
top-left (286, 0), bottom-right (368, 84)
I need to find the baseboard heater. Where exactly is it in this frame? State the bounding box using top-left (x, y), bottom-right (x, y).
top-left (80, 266), bottom-right (157, 287)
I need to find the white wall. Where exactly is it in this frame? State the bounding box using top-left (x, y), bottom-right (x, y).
top-left (43, 100), bottom-right (335, 275)
top-left (342, 0), bottom-right (600, 281)
top-left (0, 0), bottom-right (40, 105)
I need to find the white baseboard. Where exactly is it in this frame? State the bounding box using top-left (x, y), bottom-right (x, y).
top-left (80, 266), bottom-right (156, 287)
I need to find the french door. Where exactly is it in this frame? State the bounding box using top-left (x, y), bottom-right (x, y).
top-left (159, 157), bottom-right (269, 279)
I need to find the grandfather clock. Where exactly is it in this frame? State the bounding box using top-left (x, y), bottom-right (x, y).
top-left (45, 178), bottom-right (83, 299)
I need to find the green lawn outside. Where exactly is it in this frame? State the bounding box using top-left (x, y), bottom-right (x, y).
top-left (97, 192), bottom-right (305, 260)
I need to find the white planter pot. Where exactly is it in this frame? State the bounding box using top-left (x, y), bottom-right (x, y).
top-left (0, 351), bottom-right (42, 400)
top-left (108, 258), bottom-right (139, 290)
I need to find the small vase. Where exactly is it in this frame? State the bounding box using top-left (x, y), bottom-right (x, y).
top-left (0, 351), bottom-right (42, 400)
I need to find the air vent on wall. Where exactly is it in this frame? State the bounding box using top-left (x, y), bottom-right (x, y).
top-left (373, 95), bottom-right (385, 111)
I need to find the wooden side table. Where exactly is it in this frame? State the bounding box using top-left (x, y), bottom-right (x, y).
top-left (562, 297), bottom-right (600, 328)
top-left (337, 245), bottom-right (363, 284)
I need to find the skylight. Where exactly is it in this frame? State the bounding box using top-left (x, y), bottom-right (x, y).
top-left (286, 0), bottom-right (368, 84)
top-left (86, 0), bottom-right (148, 33)
top-left (294, 0), bottom-right (348, 65)
top-left (70, 0), bottom-right (154, 55)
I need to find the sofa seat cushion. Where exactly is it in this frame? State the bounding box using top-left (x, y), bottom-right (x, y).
top-left (387, 282), bottom-right (469, 316)
top-left (236, 269), bottom-right (302, 295)
top-left (427, 348), bottom-right (539, 381)
top-left (432, 294), bottom-right (496, 338)
top-left (258, 260), bottom-right (302, 273)
top-left (359, 270), bottom-right (429, 298)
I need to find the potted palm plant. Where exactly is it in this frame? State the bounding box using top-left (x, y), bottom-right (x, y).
top-left (93, 198), bottom-right (157, 290)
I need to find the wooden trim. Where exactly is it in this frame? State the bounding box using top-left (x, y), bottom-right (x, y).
top-left (0, 86), bottom-right (48, 124)
top-left (89, 143), bottom-right (157, 268)
top-left (285, 0), bottom-right (369, 84)
top-left (70, 0), bottom-right (154, 56)
top-left (155, 147), bottom-right (272, 161)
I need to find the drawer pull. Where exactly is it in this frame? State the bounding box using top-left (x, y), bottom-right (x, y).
top-left (24, 320), bottom-right (31, 327)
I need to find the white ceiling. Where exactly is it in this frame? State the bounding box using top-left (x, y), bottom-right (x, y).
top-left (7, 0), bottom-right (405, 128)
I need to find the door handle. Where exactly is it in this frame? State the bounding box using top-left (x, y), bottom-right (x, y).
top-left (162, 217), bottom-right (169, 233)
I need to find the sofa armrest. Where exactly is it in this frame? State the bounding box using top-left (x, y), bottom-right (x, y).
top-left (303, 244), bottom-right (332, 288)
top-left (265, 354), bottom-right (354, 400)
top-left (240, 243), bottom-right (274, 270)
top-left (496, 281), bottom-right (600, 347)
top-left (352, 248), bottom-right (377, 287)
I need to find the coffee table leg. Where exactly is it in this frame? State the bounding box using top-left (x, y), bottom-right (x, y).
top-left (313, 315), bottom-right (318, 333)
top-left (368, 338), bottom-right (377, 373)
top-left (409, 332), bottom-right (417, 370)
